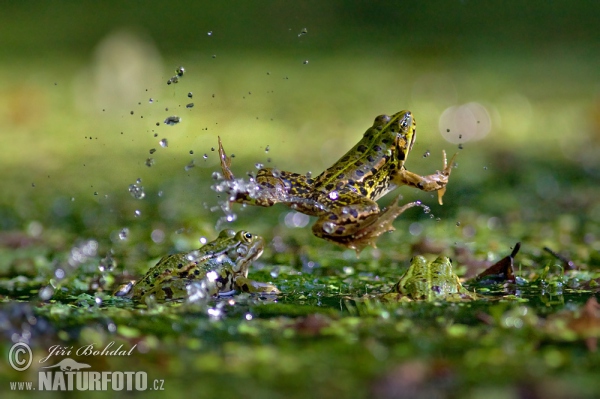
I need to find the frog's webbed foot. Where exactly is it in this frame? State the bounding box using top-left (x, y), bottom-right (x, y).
top-left (435, 151), bottom-right (458, 205)
top-left (235, 277), bottom-right (280, 294)
top-left (313, 195), bottom-right (420, 255)
top-left (393, 151), bottom-right (457, 205)
top-left (218, 136), bottom-right (236, 180)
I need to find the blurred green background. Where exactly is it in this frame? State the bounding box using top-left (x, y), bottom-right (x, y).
top-left (1, 0), bottom-right (599, 246)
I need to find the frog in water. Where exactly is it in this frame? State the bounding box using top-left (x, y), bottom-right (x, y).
top-left (382, 256), bottom-right (477, 302)
top-left (114, 229), bottom-right (279, 302)
top-left (217, 110), bottom-right (456, 253)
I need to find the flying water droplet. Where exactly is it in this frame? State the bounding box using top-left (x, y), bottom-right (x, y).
top-left (134, 209), bottom-right (142, 217)
top-left (128, 183), bottom-right (145, 199)
top-left (164, 116), bottom-right (181, 126)
top-left (175, 66), bottom-right (185, 77)
top-left (203, 154), bottom-right (208, 159)
top-left (423, 150), bottom-right (430, 158)
top-left (145, 158), bottom-right (155, 167)
top-left (186, 103), bottom-right (194, 108)
top-left (207, 31), bottom-right (213, 36)
top-left (149, 148), bottom-right (156, 154)
top-left (303, 60), bottom-right (309, 65)
top-left (167, 76), bottom-right (179, 85)
top-left (265, 145), bottom-right (270, 153)
top-left (99, 252), bottom-right (117, 272)
top-left (149, 98), bottom-right (154, 103)
top-left (119, 228), bottom-right (129, 240)
top-left (159, 138), bottom-right (168, 148)
top-left (187, 92), bottom-right (193, 98)
top-left (298, 28), bottom-right (308, 37)
top-left (255, 163), bottom-right (264, 169)
top-left (185, 160), bottom-right (195, 171)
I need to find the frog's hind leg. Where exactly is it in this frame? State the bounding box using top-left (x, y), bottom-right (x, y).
top-left (312, 195), bottom-right (419, 254)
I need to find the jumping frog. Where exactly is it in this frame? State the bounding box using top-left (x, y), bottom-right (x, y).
top-left (114, 229), bottom-right (279, 302)
top-left (218, 110), bottom-right (456, 253)
top-left (383, 256), bottom-right (477, 302)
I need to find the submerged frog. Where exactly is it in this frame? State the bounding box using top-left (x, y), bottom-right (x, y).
top-left (383, 256), bottom-right (477, 302)
top-left (114, 229), bottom-right (279, 302)
top-left (218, 110), bottom-right (456, 253)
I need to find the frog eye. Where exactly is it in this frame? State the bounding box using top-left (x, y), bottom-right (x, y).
top-left (243, 232), bottom-right (253, 241)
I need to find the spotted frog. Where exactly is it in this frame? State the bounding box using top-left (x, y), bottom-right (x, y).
top-left (383, 256), bottom-right (477, 302)
top-left (114, 229), bottom-right (279, 302)
top-left (218, 110), bottom-right (456, 253)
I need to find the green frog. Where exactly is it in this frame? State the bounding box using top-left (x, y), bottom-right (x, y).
top-left (218, 110), bottom-right (456, 253)
top-left (114, 229), bottom-right (279, 302)
top-left (383, 256), bottom-right (477, 302)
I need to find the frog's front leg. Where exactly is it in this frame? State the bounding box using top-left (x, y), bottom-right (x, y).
top-left (312, 195), bottom-right (419, 254)
top-left (393, 151), bottom-right (457, 205)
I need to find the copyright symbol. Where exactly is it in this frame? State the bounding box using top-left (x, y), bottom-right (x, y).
top-left (9, 342), bottom-right (32, 371)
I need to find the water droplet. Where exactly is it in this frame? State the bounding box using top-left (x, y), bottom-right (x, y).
top-left (158, 191), bottom-right (164, 197)
top-left (303, 60), bottom-right (309, 65)
top-left (298, 27), bottom-right (308, 37)
top-left (134, 209), bottom-right (141, 217)
top-left (306, 171), bottom-right (312, 178)
top-left (211, 54), bottom-right (216, 58)
top-left (99, 253), bottom-right (117, 272)
top-left (187, 92), bottom-right (193, 98)
top-left (149, 98), bottom-right (154, 103)
top-left (271, 169), bottom-right (280, 178)
top-left (328, 191), bottom-right (339, 200)
top-left (265, 145), bottom-right (270, 153)
top-left (164, 116), bottom-right (181, 126)
top-left (212, 172), bottom-right (222, 180)
top-left (151, 229), bottom-right (165, 243)
top-left (203, 154), bottom-right (208, 159)
top-left (128, 183), bottom-right (145, 199)
top-left (207, 31), bottom-right (213, 36)
top-left (159, 138), bottom-right (168, 148)
top-left (167, 76), bottom-right (179, 85)
top-left (423, 150), bottom-right (430, 158)
top-left (130, 110), bottom-right (134, 115)
top-left (175, 66), bottom-right (185, 77)
top-left (483, 166), bottom-right (488, 170)
top-left (186, 103), bottom-right (194, 109)
top-left (199, 237), bottom-right (207, 245)
top-left (255, 163), bottom-right (264, 169)
top-left (456, 222), bottom-right (461, 227)
top-left (245, 313), bottom-right (253, 321)
top-left (39, 285), bottom-right (54, 301)
top-left (458, 144), bottom-right (463, 150)
top-left (322, 222), bottom-right (336, 234)
top-left (149, 148), bottom-right (156, 154)
top-left (145, 158), bottom-right (155, 167)
top-left (119, 228), bottom-right (129, 240)
top-left (185, 160), bottom-right (195, 171)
